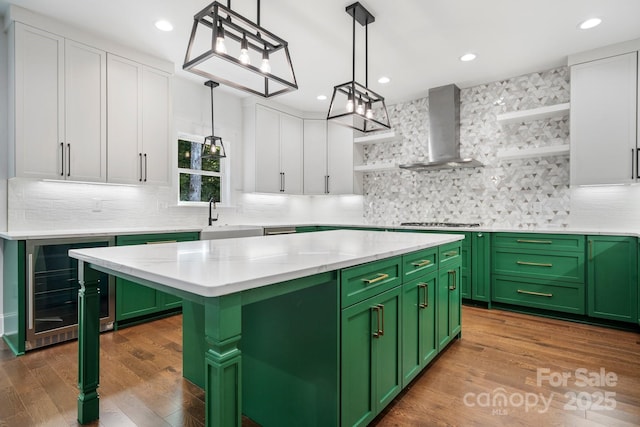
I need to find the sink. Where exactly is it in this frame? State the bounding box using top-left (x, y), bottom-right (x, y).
top-left (200, 225), bottom-right (264, 240)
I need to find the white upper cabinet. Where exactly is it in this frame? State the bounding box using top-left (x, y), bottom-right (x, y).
top-left (303, 120), bottom-right (355, 194)
top-left (303, 120), bottom-right (328, 195)
top-left (107, 54), bottom-right (171, 186)
top-left (12, 23), bottom-right (106, 181)
top-left (327, 122), bottom-right (355, 194)
top-left (570, 52), bottom-right (638, 185)
top-left (252, 105), bottom-right (303, 194)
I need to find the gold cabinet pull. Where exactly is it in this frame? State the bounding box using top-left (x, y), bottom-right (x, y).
top-left (412, 259), bottom-right (432, 267)
top-left (372, 305), bottom-right (381, 338)
top-left (146, 240), bottom-right (178, 245)
top-left (517, 289), bottom-right (553, 297)
top-left (444, 250), bottom-right (458, 257)
top-left (516, 239), bottom-right (552, 244)
top-left (516, 261), bottom-right (553, 267)
top-left (362, 273), bottom-right (389, 284)
top-left (378, 304), bottom-right (385, 336)
top-left (418, 283), bottom-right (428, 308)
top-left (448, 270), bottom-right (457, 290)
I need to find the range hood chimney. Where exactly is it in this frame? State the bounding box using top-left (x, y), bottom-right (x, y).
top-left (400, 84), bottom-right (482, 171)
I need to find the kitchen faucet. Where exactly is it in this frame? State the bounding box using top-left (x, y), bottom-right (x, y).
top-left (208, 197), bottom-right (219, 226)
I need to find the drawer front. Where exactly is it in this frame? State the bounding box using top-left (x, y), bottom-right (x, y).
top-left (492, 277), bottom-right (585, 314)
top-left (341, 257), bottom-right (402, 308)
top-left (493, 249), bottom-right (584, 283)
top-left (117, 232), bottom-right (200, 246)
top-left (402, 248), bottom-right (438, 279)
top-left (492, 233), bottom-right (585, 252)
top-left (439, 242), bottom-right (462, 267)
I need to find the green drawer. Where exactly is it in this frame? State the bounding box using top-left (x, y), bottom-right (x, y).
top-left (492, 277), bottom-right (585, 314)
top-left (493, 249), bottom-right (584, 283)
top-left (492, 233), bottom-right (585, 252)
top-left (439, 242), bottom-right (462, 267)
top-left (341, 257), bottom-right (402, 308)
top-left (402, 248), bottom-right (437, 280)
top-left (116, 232), bottom-right (200, 246)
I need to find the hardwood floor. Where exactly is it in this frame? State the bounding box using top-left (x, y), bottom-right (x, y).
top-left (1, 307), bottom-right (638, 426)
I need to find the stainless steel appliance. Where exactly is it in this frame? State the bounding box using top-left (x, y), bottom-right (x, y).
top-left (263, 226), bottom-right (297, 235)
top-left (400, 222), bottom-right (481, 228)
top-left (25, 237), bottom-right (115, 350)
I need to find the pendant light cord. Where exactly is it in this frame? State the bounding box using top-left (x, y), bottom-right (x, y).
top-left (351, 12), bottom-right (355, 83)
top-left (210, 85), bottom-right (215, 136)
top-left (365, 21), bottom-right (368, 88)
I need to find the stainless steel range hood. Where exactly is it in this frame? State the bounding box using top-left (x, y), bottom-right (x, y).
top-left (400, 84), bottom-right (482, 171)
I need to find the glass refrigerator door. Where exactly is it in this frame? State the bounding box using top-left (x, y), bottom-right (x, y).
top-left (30, 241), bottom-right (111, 334)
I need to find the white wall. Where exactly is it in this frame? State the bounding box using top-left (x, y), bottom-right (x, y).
top-left (1, 18), bottom-right (9, 336)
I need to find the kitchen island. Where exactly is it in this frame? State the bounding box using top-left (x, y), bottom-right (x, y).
top-left (68, 230), bottom-right (464, 427)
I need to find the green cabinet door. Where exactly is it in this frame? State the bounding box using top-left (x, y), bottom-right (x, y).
top-left (471, 232), bottom-right (491, 302)
top-left (437, 261), bottom-right (462, 351)
top-left (341, 286), bottom-right (402, 427)
top-left (587, 236), bottom-right (638, 322)
top-left (401, 271), bottom-right (437, 387)
top-left (115, 232), bottom-right (199, 323)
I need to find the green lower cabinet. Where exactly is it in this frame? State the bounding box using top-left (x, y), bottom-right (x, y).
top-left (587, 236), bottom-right (638, 323)
top-left (341, 286), bottom-right (402, 427)
top-left (401, 271), bottom-right (437, 387)
top-left (115, 232), bottom-right (200, 324)
top-left (437, 261), bottom-right (462, 351)
top-left (471, 232), bottom-right (491, 302)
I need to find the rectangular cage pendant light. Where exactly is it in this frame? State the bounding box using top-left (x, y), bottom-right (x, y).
top-left (327, 2), bottom-right (391, 133)
top-left (183, 1), bottom-right (298, 98)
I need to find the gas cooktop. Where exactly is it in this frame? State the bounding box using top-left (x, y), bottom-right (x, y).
top-left (400, 222), bottom-right (481, 228)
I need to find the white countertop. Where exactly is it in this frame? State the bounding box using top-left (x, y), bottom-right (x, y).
top-left (0, 225), bottom-right (204, 240)
top-left (2, 222), bottom-right (639, 241)
top-left (68, 230), bottom-right (463, 298)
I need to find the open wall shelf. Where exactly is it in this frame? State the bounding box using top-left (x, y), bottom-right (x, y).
top-left (496, 103), bottom-right (570, 125)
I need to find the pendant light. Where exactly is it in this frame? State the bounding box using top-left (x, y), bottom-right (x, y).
top-left (184, 1), bottom-right (298, 98)
top-left (204, 80), bottom-right (227, 158)
top-left (327, 2), bottom-right (391, 133)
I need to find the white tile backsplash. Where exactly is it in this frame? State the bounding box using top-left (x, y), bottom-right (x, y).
top-left (363, 67), bottom-right (573, 228)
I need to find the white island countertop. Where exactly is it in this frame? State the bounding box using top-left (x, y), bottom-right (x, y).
top-left (69, 230), bottom-right (463, 298)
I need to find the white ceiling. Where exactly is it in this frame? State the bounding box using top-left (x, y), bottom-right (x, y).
top-left (2, 0), bottom-right (640, 113)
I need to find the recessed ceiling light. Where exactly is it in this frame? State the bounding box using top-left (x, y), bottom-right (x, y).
top-left (378, 76), bottom-right (391, 84)
top-left (578, 18), bottom-right (602, 30)
top-left (317, 95), bottom-right (327, 101)
top-left (460, 53), bottom-right (476, 62)
top-left (155, 20), bottom-right (174, 32)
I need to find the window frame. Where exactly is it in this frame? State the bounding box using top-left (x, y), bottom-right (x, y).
top-left (177, 132), bottom-right (231, 206)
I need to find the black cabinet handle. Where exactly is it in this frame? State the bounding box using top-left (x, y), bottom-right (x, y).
top-left (60, 142), bottom-right (64, 176)
top-left (144, 153), bottom-right (148, 182)
top-left (636, 148), bottom-right (639, 179)
top-left (67, 144), bottom-right (71, 177)
top-left (139, 153), bottom-right (143, 182)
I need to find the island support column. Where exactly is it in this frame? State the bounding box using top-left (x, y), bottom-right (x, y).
top-left (204, 293), bottom-right (243, 427)
top-left (77, 260), bottom-right (101, 423)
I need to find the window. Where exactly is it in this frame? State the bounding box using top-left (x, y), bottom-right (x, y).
top-left (177, 134), bottom-right (228, 203)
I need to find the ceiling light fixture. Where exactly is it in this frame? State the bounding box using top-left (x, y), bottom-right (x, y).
top-left (378, 76), bottom-right (390, 84)
top-left (579, 17), bottom-right (602, 30)
top-left (327, 2), bottom-right (391, 133)
top-left (460, 53), bottom-right (476, 62)
top-left (317, 95), bottom-right (327, 101)
top-left (204, 80), bottom-right (227, 158)
top-left (154, 20), bottom-right (173, 32)
top-left (184, 1), bottom-right (298, 98)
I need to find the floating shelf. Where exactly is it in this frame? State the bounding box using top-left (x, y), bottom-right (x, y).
top-left (497, 144), bottom-right (570, 160)
top-left (353, 162), bottom-right (399, 172)
top-left (496, 103), bottom-right (570, 125)
top-left (353, 130), bottom-right (400, 145)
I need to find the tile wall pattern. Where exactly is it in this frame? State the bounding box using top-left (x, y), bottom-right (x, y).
top-left (363, 67), bottom-right (571, 229)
